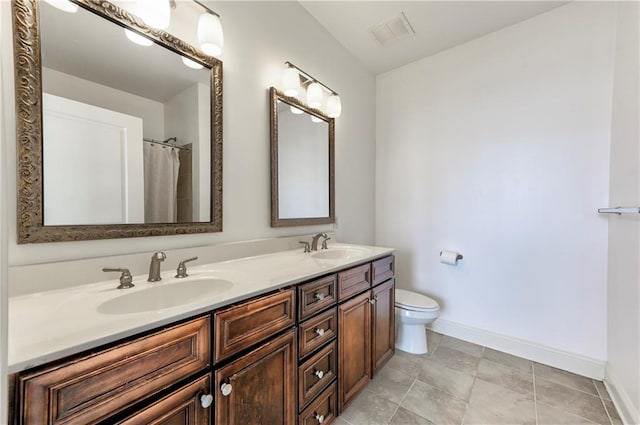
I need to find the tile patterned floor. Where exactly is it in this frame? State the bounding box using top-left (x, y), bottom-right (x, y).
top-left (338, 331), bottom-right (622, 425)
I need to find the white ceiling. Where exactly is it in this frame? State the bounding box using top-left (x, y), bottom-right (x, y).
top-left (300, 1), bottom-right (568, 75)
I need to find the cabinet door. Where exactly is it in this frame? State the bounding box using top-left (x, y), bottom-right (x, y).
top-left (337, 291), bottom-right (371, 413)
top-left (215, 329), bottom-right (296, 425)
top-left (117, 374), bottom-right (211, 425)
top-left (371, 279), bottom-right (395, 377)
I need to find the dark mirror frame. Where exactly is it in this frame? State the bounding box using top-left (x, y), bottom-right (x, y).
top-left (269, 87), bottom-right (335, 227)
top-left (12, 0), bottom-right (223, 244)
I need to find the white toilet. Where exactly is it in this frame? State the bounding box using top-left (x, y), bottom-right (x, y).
top-left (395, 289), bottom-right (440, 354)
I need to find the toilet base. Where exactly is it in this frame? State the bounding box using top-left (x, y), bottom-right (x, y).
top-left (396, 323), bottom-right (429, 354)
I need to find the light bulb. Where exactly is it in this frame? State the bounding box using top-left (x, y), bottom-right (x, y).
top-left (290, 106), bottom-right (304, 115)
top-left (182, 57), bottom-right (204, 70)
top-left (311, 115), bottom-right (323, 123)
top-left (307, 82), bottom-right (323, 108)
top-left (327, 94), bottom-right (342, 118)
top-left (198, 13), bottom-right (224, 57)
top-left (42, 0), bottom-right (78, 13)
top-left (283, 67), bottom-right (300, 97)
top-left (124, 29), bottom-right (153, 46)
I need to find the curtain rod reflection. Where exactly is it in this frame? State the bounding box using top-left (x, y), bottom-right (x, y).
top-left (143, 137), bottom-right (191, 151)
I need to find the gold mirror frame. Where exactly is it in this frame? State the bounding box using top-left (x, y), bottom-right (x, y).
top-left (12, 0), bottom-right (223, 243)
top-left (269, 87), bottom-right (335, 227)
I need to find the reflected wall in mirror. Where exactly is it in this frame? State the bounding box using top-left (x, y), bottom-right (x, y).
top-left (12, 0), bottom-right (223, 243)
top-left (270, 87), bottom-right (335, 227)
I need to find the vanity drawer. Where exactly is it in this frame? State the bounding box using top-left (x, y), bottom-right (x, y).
top-left (298, 274), bottom-right (337, 320)
top-left (372, 255), bottom-right (394, 286)
top-left (298, 341), bottom-right (337, 409)
top-left (17, 315), bottom-right (210, 425)
top-left (337, 263), bottom-right (371, 301)
top-left (214, 288), bottom-right (295, 362)
top-left (299, 382), bottom-right (337, 425)
top-left (299, 307), bottom-right (337, 359)
top-left (116, 374), bottom-right (211, 424)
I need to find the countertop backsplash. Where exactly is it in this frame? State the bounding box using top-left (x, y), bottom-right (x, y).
top-left (9, 232), bottom-right (336, 297)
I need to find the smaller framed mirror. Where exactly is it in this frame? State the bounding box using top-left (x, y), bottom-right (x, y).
top-left (270, 87), bottom-right (335, 227)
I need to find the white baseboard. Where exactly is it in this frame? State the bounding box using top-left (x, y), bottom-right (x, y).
top-left (428, 318), bottom-right (606, 380)
top-left (605, 365), bottom-right (640, 425)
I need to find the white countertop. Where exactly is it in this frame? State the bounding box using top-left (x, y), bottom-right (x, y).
top-left (8, 243), bottom-right (394, 374)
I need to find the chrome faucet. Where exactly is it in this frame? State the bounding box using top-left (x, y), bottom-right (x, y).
top-left (310, 233), bottom-right (328, 251)
top-left (148, 251), bottom-right (166, 282)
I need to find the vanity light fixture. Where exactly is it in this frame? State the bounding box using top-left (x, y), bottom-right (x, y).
top-left (195, 0), bottom-right (224, 57)
top-left (283, 66), bottom-right (300, 97)
top-left (290, 106), bottom-right (304, 115)
top-left (42, 0), bottom-right (78, 13)
top-left (307, 82), bottom-right (323, 108)
top-left (282, 61), bottom-right (341, 118)
top-left (311, 115), bottom-right (323, 123)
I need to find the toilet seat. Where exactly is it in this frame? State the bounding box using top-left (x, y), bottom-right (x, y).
top-left (395, 289), bottom-right (439, 311)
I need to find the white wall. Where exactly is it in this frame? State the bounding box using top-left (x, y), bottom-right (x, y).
top-left (376, 2), bottom-right (615, 361)
top-left (606, 2), bottom-right (640, 422)
top-left (0, 2), bottom-right (8, 417)
top-left (1, 0), bottom-right (376, 267)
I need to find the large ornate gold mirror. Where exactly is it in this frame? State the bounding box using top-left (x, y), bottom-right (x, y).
top-left (270, 87), bottom-right (335, 227)
top-left (12, 0), bottom-right (223, 243)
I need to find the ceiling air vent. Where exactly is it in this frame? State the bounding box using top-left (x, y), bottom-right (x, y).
top-left (369, 12), bottom-right (415, 47)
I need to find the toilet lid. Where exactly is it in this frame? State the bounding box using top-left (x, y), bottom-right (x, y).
top-left (395, 289), bottom-right (439, 311)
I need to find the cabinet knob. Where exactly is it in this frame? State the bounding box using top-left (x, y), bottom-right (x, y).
top-left (315, 413), bottom-right (325, 423)
top-left (314, 292), bottom-right (325, 301)
top-left (315, 328), bottom-right (325, 336)
top-left (314, 369), bottom-right (325, 379)
top-left (369, 298), bottom-right (377, 305)
top-left (220, 382), bottom-right (233, 397)
top-left (200, 393), bottom-right (213, 408)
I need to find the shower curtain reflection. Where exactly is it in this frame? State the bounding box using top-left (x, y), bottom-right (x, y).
top-left (144, 143), bottom-right (180, 223)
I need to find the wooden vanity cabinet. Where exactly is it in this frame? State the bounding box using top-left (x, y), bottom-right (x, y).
top-left (214, 329), bottom-right (296, 425)
top-left (15, 315), bottom-right (211, 425)
top-left (337, 256), bottom-right (395, 413)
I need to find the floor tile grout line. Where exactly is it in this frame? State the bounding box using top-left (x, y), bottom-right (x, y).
top-left (459, 373), bottom-right (478, 425)
top-left (595, 379), bottom-right (615, 425)
top-left (387, 376), bottom-right (418, 424)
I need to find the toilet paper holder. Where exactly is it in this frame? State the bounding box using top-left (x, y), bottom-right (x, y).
top-left (440, 251), bottom-right (463, 261)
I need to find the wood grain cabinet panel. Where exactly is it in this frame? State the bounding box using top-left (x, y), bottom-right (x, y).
top-left (17, 315), bottom-right (210, 425)
top-left (299, 383), bottom-right (337, 425)
top-left (214, 289), bottom-right (295, 362)
top-left (215, 329), bottom-right (296, 425)
top-left (298, 307), bottom-right (337, 359)
top-left (371, 279), bottom-right (395, 377)
top-left (372, 256), bottom-right (394, 286)
top-left (337, 291), bottom-right (371, 413)
top-left (298, 275), bottom-right (337, 321)
top-left (116, 374), bottom-right (211, 425)
top-left (337, 264), bottom-right (371, 301)
top-left (298, 341), bottom-right (336, 409)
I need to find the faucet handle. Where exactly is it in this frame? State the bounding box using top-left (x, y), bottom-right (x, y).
top-left (321, 237), bottom-right (331, 250)
top-left (175, 256), bottom-right (198, 278)
top-left (299, 241), bottom-right (311, 253)
top-left (102, 268), bottom-right (134, 289)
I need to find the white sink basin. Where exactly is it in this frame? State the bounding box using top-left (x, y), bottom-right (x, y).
top-left (311, 247), bottom-right (371, 260)
top-left (98, 277), bottom-right (233, 315)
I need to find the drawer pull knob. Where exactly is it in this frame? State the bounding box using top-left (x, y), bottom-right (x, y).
top-left (315, 413), bottom-right (325, 423)
top-left (200, 393), bottom-right (214, 408)
top-left (314, 292), bottom-right (325, 301)
top-left (315, 328), bottom-right (325, 336)
top-left (220, 382), bottom-right (233, 396)
top-left (314, 369), bottom-right (325, 379)
top-left (369, 297), bottom-right (377, 305)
